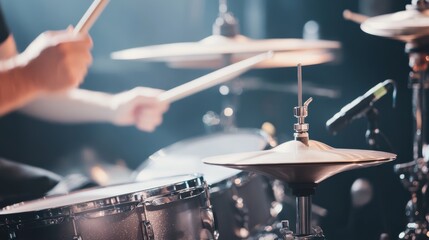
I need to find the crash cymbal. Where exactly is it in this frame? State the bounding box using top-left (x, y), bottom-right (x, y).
top-left (361, 9), bottom-right (429, 42)
top-left (203, 139), bottom-right (396, 184)
top-left (111, 35), bottom-right (340, 66)
top-left (167, 50), bottom-right (336, 69)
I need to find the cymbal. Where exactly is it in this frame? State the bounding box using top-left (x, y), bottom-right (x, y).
top-left (111, 35), bottom-right (340, 67)
top-left (167, 50), bottom-right (336, 69)
top-left (203, 140), bottom-right (396, 184)
top-left (361, 9), bottom-right (429, 42)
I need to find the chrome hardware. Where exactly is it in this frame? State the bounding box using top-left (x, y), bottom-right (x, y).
top-left (141, 220), bottom-right (154, 240)
top-left (71, 210), bottom-right (82, 240)
top-left (293, 64), bottom-right (313, 146)
top-left (139, 203), bottom-right (154, 240)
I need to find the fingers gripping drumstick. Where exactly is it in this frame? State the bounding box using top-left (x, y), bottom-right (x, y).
top-left (74, 0), bottom-right (110, 34)
top-left (158, 51), bottom-right (274, 104)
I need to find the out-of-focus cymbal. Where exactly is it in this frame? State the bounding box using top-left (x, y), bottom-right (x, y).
top-left (111, 35), bottom-right (341, 65)
top-left (167, 50), bottom-right (336, 69)
top-left (239, 77), bottom-right (341, 98)
top-left (203, 140), bottom-right (396, 184)
top-left (361, 9), bottom-right (429, 42)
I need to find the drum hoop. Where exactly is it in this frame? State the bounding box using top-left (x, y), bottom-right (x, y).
top-left (0, 174), bottom-right (205, 228)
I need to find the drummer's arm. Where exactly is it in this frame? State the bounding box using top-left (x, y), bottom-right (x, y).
top-left (19, 87), bottom-right (170, 132)
top-left (0, 30), bottom-right (93, 117)
top-left (0, 35), bottom-right (37, 115)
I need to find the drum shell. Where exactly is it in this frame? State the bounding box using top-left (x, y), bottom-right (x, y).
top-left (210, 174), bottom-right (279, 240)
top-left (0, 175), bottom-right (215, 240)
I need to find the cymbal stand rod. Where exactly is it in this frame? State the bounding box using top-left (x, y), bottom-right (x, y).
top-left (294, 64), bottom-right (312, 146)
top-left (296, 196), bottom-right (312, 236)
top-left (298, 64), bottom-right (303, 107)
top-left (219, 54), bottom-right (239, 130)
top-left (408, 52), bottom-right (429, 160)
top-left (280, 184), bottom-right (325, 239)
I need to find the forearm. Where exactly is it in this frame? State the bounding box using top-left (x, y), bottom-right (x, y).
top-left (19, 88), bottom-right (116, 124)
top-left (0, 57), bottom-right (41, 116)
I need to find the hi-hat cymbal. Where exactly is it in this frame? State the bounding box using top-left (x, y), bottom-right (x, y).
top-left (361, 9), bottom-right (429, 42)
top-left (111, 35), bottom-right (340, 68)
top-left (203, 140), bottom-right (396, 184)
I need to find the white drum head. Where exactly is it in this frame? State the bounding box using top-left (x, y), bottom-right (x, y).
top-left (0, 174), bottom-right (199, 215)
top-left (135, 129), bottom-right (268, 184)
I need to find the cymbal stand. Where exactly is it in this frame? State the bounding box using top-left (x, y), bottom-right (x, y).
top-left (204, 0), bottom-right (243, 131)
top-left (395, 43), bottom-right (429, 240)
top-left (277, 65), bottom-right (325, 240)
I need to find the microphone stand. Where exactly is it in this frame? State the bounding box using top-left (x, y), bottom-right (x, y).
top-left (365, 107), bottom-right (381, 150)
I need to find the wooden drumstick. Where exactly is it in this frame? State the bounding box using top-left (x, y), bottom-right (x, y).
top-left (158, 51), bottom-right (273, 103)
top-left (73, 0), bottom-right (110, 34)
top-left (343, 9), bottom-right (369, 24)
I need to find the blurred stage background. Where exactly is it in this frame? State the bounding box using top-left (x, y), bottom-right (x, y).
top-left (0, 0), bottom-right (415, 239)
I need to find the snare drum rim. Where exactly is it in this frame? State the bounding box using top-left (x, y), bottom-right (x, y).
top-left (0, 174), bottom-right (206, 227)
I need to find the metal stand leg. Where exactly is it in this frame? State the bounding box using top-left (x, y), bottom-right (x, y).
top-left (395, 49), bottom-right (429, 240)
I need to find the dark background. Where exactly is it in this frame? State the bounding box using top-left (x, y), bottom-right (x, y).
top-left (0, 0), bottom-right (416, 239)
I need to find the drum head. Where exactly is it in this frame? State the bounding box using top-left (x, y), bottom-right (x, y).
top-left (135, 129), bottom-right (268, 184)
top-left (0, 174), bottom-right (202, 216)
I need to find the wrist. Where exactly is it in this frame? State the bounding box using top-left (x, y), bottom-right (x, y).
top-left (6, 56), bottom-right (44, 97)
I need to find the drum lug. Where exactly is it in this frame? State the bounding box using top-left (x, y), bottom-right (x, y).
top-left (141, 220), bottom-right (154, 240)
top-left (201, 181), bottom-right (218, 239)
top-left (200, 207), bottom-right (218, 240)
top-left (71, 212), bottom-right (83, 240)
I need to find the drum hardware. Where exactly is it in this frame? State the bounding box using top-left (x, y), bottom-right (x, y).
top-left (71, 211), bottom-right (83, 240)
top-left (0, 174), bottom-right (216, 240)
top-left (397, 39), bottom-right (429, 239)
top-left (138, 199), bottom-right (155, 240)
top-left (200, 181), bottom-right (219, 240)
top-left (203, 65), bottom-right (396, 240)
top-left (133, 129), bottom-right (279, 240)
top-left (350, 4), bottom-right (429, 237)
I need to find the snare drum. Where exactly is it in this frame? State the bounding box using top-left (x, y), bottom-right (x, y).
top-left (0, 174), bottom-right (216, 240)
top-left (134, 129), bottom-right (283, 239)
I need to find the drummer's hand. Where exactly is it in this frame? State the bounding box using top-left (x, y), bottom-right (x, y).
top-left (109, 87), bottom-right (169, 132)
top-left (19, 28), bottom-right (93, 93)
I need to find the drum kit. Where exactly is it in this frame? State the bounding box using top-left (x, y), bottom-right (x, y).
top-left (2, 0), bottom-right (429, 239)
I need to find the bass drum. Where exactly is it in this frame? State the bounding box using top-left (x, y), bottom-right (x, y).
top-left (0, 174), bottom-right (216, 240)
top-left (134, 129), bottom-right (283, 239)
